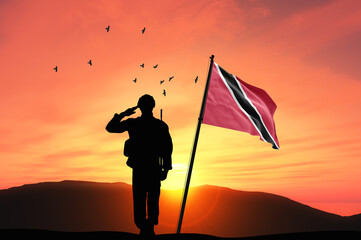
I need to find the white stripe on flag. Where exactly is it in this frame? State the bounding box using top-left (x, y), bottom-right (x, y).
top-left (214, 63), bottom-right (267, 143)
top-left (231, 74), bottom-right (279, 149)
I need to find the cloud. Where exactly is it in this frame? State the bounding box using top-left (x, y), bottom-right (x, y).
top-left (304, 31), bottom-right (361, 80)
top-left (244, 0), bottom-right (361, 80)
top-left (40, 149), bottom-right (94, 162)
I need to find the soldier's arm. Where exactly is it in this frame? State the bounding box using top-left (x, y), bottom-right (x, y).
top-left (105, 113), bottom-right (126, 133)
top-left (106, 107), bottom-right (137, 133)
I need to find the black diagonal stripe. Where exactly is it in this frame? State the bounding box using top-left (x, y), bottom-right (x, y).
top-left (217, 65), bottom-right (278, 149)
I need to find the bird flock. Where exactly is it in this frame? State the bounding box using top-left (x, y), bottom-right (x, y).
top-left (53, 25), bottom-right (199, 97)
top-left (134, 62), bottom-right (182, 97)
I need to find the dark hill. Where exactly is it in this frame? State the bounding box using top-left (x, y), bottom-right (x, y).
top-left (0, 181), bottom-right (360, 237)
top-left (0, 181), bottom-right (136, 232)
top-left (2, 229), bottom-right (361, 240)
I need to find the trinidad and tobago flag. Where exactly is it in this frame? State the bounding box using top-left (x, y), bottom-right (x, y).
top-left (203, 62), bottom-right (280, 149)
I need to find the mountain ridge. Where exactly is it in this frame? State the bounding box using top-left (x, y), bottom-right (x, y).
top-left (0, 180), bottom-right (360, 237)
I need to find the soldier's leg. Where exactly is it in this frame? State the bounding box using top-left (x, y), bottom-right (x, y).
top-left (132, 170), bottom-right (147, 229)
top-left (147, 182), bottom-right (160, 226)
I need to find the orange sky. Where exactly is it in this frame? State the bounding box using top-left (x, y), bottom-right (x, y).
top-left (1, 0), bottom-right (361, 216)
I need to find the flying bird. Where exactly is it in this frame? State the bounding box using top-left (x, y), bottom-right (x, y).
top-left (88, 60), bottom-right (92, 66)
top-left (160, 80), bottom-right (164, 84)
top-left (53, 66), bottom-right (58, 72)
top-left (133, 78), bottom-right (137, 83)
top-left (141, 27), bottom-right (146, 34)
top-left (105, 25), bottom-right (110, 32)
top-left (140, 63), bottom-right (144, 68)
top-left (169, 76), bottom-right (174, 81)
top-left (153, 64), bottom-right (158, 68)
top-left (195, 76), bottom-right (198, 83)
top-left (163, 89), bottom-right (166, 96)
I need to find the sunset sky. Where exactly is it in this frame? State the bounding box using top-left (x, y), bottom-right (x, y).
top-left (1, 0), bottom-right (361, 216)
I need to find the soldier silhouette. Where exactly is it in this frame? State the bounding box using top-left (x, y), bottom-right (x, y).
top-left (106, 94), bottom-right (173, 237)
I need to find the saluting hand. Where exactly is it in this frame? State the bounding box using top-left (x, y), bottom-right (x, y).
top-left (121, 106), bottom-right (138, 117)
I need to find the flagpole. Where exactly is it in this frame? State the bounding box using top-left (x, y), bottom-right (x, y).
top-left (177, 55), bottom-right (215, 234)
